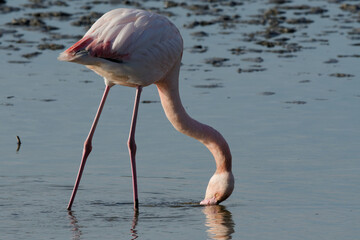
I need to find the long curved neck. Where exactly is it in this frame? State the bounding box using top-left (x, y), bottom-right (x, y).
top-left (156, 63), bottom-right (232, 173)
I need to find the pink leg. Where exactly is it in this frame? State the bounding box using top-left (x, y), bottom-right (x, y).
top-left (128, 86), bottom-right (142, 210)
top-left (67, 85), bottom-right (111, 210)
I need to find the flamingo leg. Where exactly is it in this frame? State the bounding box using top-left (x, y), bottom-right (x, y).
top-left (67, 85), bottom-right (111, 210)
top-left (128, 86), bottom-right (142, 210)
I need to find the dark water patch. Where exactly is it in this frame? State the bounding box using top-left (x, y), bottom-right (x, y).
top-left (80, 4), bottom-right (93, 11)
top-left (6, 18), bottom-right (58, 32)
top-left (284, 43), bottom-right (302, 52)
top-left (301, 7), bottom-right (328, 15)
top-left (26, 11), bottom-right (72, 19)
top-left (148, 8), bottom-right (176, 18)
top-left (37, 43), bottom-right (65, 50)
top-left (184, 3), bottom-right (210, 13)
top-left (277, 5), bottom-right (310, 10)
top-left (285, 100), bottom-right (307, 104)
top-left (241, 57), bottom-right (264, 63)
top-left (278, 54), bottom-right (297, 58)
top-left (45, 33), bottom-right (83, 41)
top-left (80, 80), bottom-right (93, 84)
top-left (50, 1), bottom-right (68, 7)
top-left (329, 73), bottom-right (354, 78)
top-left (256, 40), bottom-right (280, 48)
top-left (8, 60), bottom-right (30, 64)
top-left (337, 54), bottom-right (360, 58)
top-left (90, 200), bottom-right (133, 207)
top-left (204, 78), bottom-right (221, 82)
top-left (26, 98), bottom-right (57, 102)
top-left (268, 0), bottom-right (291, 4)
top-left (229, 47), bottom-right (263, 55)
top-left (219, 2), bottom-right (242, 8)
top-left (300, 38), bottom-right (329, 44)
top-left (7, 39), bottom-right (37, 44)
top-left (279, 5), bottom-right (328, 15)
top-left (266, 42), bottom-right (302, 53)
top-left (142, 200), bottom-right (201, 208)
top-left (189, 45), bottom-right (208, 53)
top-left (0, 44), bottom-right (20, 51)
top-left (190, 31), bottom-right (209, 38)
top-left (141, 100), bottom-right (160, 104)
top-left (348, 36), bottom-right (360, 41)
top-left (299, 80), bottom-right (311, 83)
top-left (0, 28), bottom-right (17, 36)
top-left (164, 1), bottom-right (181, 9)
top-left (348, 28), bottom-right (360, 36)
top-left (240, 18), bottom-right (265, 25)
top-left (322, 30), bottom-right (338, 35)
top-left (260, 91), bottom-right (276, 96)
top-left (183, 15), bottom-right (240, 29)
top-left (104, 216), bottom-right (121, 222)
top-left (22, 1), bottom-right (68, 9)
top-left (71, 12), bottom-right (104, 29)
top-left (142, 191), bottom-right (163, 195)
top-left (275, 37), bottom-right (290, 43)
top-left (260, 27), bottom-right (297, 39)
top-left (238, 67), bottom-right (266, 73)
top-left (0, 5), bottom-right (20, 14)
top-left (22, 2), bottom-right (47, 9)
top-left (40, 99), bottom-right (57, 102)
top-left (205, 57), bottom-right (229, 67)
top-left (193, 83), bottom-right (223, 88)
top-left (120, 0), bottom-right (142, 8)
top-left (324, 58), bottom-right (338, 64)
top-left (22, 51), bottom-right (42, 59)
top-left (340, 4), bottom-right (360, 13)
top-left (184, 20), bottom-right (217, 29)
top-left (0, 102), bottom-right (14, 106)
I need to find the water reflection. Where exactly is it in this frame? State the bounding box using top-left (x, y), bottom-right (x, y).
top-left (68, 211), bottom-right (82, 240)
top-left (130, 210), bottom-right (139, 240)
top-left (16, 135), bottom-right (21, 152)
top-left (202, 205), bottom-right (235, 240)
top-left (67, 210), bottom-right (139, 240)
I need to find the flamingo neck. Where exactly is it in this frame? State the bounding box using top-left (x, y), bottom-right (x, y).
top-left (156, 63), bottom-right (232, 173)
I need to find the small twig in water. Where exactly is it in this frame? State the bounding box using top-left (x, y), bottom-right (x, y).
top-left (16, 135), bottom-right (21, 145)
top-left (16, 136), bottom-right (21, 152)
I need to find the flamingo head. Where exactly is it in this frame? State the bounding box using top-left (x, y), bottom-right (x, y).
top-left (200, 171), bottom-right (234, 205)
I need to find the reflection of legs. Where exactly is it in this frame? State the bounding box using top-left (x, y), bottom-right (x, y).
top-left (128, 86), bottom-right (142, 210)
top-left (131, 210), bottom-right (139, 239)
top-left (67, 85), bottom-right (111, 210)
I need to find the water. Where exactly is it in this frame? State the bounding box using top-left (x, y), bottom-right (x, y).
top-left (1, 0), bottom-right (360, 239)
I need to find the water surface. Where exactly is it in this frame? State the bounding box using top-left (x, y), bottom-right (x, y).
top-left (1, 0), bottom-right (359, 239)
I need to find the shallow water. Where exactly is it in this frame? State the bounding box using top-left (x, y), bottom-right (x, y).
top-left (1, 0), bottom-right (360, 239)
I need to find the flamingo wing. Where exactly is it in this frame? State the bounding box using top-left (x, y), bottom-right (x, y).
top-left (59, 8), bottom-right (183, 87)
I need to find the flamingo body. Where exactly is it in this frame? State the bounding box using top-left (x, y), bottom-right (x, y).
top-left (59, 8), bottom-right (183, 87)
top-left (59, 8), bottom-right (234, 210)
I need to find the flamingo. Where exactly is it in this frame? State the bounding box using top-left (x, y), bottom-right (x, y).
top-left (58, 8), bottom-right (234, 210)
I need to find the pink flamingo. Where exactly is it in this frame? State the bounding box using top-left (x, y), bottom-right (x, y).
top-left (59, 8), bottom-right (234, 210)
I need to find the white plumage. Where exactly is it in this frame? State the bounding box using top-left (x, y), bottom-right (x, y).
top-left (59, 8), bottom-right (183, 87)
